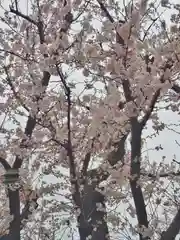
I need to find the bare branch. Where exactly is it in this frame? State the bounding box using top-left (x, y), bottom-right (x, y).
top-left (141, 170), bottom-right (180, 178)
top-left (73, 0), bottom-right (90, 22)
top-left (9, 7), bottom-right (37, 26)
top-left (0, 157), bottom-right (11, 170)
top-left (173, 158), bottom-right (180, 164)
top-left (142, 17), bottom-right (159, 41)
top-left (0, 49), bottom-right (29, 61)
top-left (96, 0), bottom-right (114, 23)
top-left (56, 65), bottom-right (69, 95)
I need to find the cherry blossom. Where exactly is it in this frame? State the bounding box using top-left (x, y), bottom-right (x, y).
top-left (0, 0), bottom-right (180, 240)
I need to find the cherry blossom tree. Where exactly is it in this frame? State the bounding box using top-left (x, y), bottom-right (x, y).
top-left (0, 0), bottom-right (180, 240)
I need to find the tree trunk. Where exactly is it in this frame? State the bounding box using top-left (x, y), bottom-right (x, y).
top-left (0, 235), bottom-right (13, 240)
top-left (0, 190), bottom-right (20, 240)
top-left (8, 189), bottom-right (20, 240)
top-left (77, 183), bottom-right (109, 240)
top-left (130, 119), bottom-right (149, 240)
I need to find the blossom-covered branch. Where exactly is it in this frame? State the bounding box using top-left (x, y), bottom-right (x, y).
top-left (96, 0), bottom-right (124, 45)
top-left (3, 66), bottom-right (29, 112)
top-left (140, 90), bottom-right (160, 129)
top-left (0, 0), bottom-right (180, 239)
top-left (20, 193), bottom-right (38, 227)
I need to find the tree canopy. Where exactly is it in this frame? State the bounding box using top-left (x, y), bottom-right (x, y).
top-left (0, 0), bottom-right (180, 239)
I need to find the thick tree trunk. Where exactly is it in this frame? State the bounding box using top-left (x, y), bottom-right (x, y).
top-left (77, 184), bottom-right (109, 240)
top-left (0, 190), bottom-right (20, 240)
top-left (0, 235), bottom-right (13, 240)
top-left (160, 209), bottom-right (180, 240)
top-left (130, 119), bottom-right (149, 240)
top-left (8, 189), bottom-right (20, 240)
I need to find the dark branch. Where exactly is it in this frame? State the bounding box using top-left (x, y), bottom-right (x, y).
top-left (4, 66), bottom-right (29, 112)
top-left (56, 65), bottom-right (69, 95)
top-left (140, 60), bottom-right (180, 129)
top-left (9, 7), bottom-right (37, 25)
top-left (0, 49), bottom-right (29, 61)
top-left (130, 119), bottom-right (149, 240)
top-left (96, 0), bottom-right (114, 23)
top-left (13, 70), bottom-right (50, 170)
top-left (96, 0), bottom-right (124, 45)
top-left (107, 134), bottom-right (128, 166)
top-left (81, 153), bottom-right (91, 178)
top-left (81, 140), bottom-right (94, 177)
top-left (20, 195), bottom-right (38, 225)
top-left (160, 209), bottom-right (180, 240)
top-left (172, 84), bottom-right (180, 94)
top-left (88, 133), bottom-right (128, 184)
top-left (8, 189), bottom-right (20, 240)
top-left (140, 89), bottom-right (160, 130)
top-left (141, 170), bottom-right (180, 178)
top-left (56, 65), bottom-right (81, 207)
top-left (0, 157), bottom-right (11, 170)
top-left (12, 116), bottom-right (36, 169)
top-left (142, 17), bottom-right (159, 41)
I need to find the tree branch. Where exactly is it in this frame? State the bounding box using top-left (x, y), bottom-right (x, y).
top-left (141, 170), bottom-right (180, 179)
top-left (12, 70), bottom-right (51, 170)
top-left (140, 89), bottom-right (160, 130)
top-left (160, 209), bottom-right (180, 240)
top-left (81, 139), bottom-right (95, 177)
top-left (0, 157), bottom-right (11, 170)
top-left (81, 152), bottom-right (91, 177)
top-left (8, 189), bottom-right (20, 240)
top-left (12, 116), bottom-right (36, 169)
top-left (130, 119), bottom-right (149, 240)
top-left (9, 7), bottom-right (37, 26)
top-left (88, 132), bottom-right (128, 184)
top-left (96, 0), bottom-right (124, 45)
top-left (4, 66), bottom-right (29, 112)
top-left (140, 60), bottom-right (180, 130)
top-left (96, 0), bottom-right (114, 23)
top-left (0, 49), bottom-right (29, 61)
top-left (142, 17), bottom-right (159, 41)
top-left (172, 84), bottom-right (180, 94)
top-left (56, 65), bottom-right (81, 208)
top-left (20, 196), bottom-right (38, 226)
